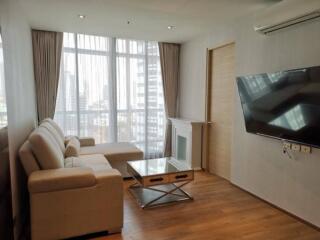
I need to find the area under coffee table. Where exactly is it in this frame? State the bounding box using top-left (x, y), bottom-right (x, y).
top-left (127, 157), bottom-right (194, 209)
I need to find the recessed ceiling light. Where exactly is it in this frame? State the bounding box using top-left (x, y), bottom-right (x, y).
top-left (78, 15), bottom-right (86, 19)
top-left (167, 26), bottom-right (175, 30)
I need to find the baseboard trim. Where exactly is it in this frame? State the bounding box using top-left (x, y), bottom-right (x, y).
top-left (193, 167), bottom-right (202, 171)
top-left (230, 182), bottom-right (320, 231)
top-left (66, 231), bottom-right (109, 240)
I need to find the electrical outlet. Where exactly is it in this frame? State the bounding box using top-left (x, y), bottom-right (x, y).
top-left (283, 142), bottom-right (291, 149)
top-left (301, 145), bottom-right (311, 154)
top-left (291, 143), bottom-right (301, 151)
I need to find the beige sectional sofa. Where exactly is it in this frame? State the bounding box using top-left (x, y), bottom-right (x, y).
top-left (19, 118), bottom-right (143, 240)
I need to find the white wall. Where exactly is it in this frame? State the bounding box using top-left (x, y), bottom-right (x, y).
top-left (179, 25), bottom-right (235, 119)
top-left (179, 38), bottom-right (207, 120)
top-left (179, 17), bottom-right (320, 227)
top-left (0, 0), bottom-right (37, 238)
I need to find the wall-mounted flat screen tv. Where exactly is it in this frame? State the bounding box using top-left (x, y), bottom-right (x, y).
top-left (236, 65), bottom-right (320, 148)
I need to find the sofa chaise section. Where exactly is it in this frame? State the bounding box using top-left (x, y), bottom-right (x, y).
top-left (44, 118), bottom-right (144, 177)
top-left (80, 142), bottom-right (144, 177)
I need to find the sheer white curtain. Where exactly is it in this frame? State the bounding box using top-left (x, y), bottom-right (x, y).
top-left (116, 39), bottom-right (165, 158)
top-left (55, 33), bottom-right (165, 158)
top-left (0, 34), bottom-right (7, 128)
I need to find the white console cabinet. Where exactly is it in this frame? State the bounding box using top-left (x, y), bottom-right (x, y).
top-left (169, 118), bottom-right (204, 170)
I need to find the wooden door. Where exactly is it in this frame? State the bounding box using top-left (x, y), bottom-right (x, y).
top-left (205, 43), bottom-right (235, 180)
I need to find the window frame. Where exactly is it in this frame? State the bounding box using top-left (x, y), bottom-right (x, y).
top-left (55, 33), bottom-right (165, 157)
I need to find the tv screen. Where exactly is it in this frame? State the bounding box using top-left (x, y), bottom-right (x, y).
top-left (236, 65), bottom-right (320, 148)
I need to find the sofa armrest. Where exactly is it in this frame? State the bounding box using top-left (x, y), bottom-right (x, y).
top-left (79, 137), bottom-right (95, 147)
top-left (94, 169), bottom-right (123, 212)
top-left (28, 168), bottom-right (96, 193)
top-left (94, 168), bottom-right (122, 184)
top-left (94, 169), bottom-right (123, 197)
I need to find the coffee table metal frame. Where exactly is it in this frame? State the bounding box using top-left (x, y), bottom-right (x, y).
top-left (127, 159), bottom-right (194, 209)
top-left (129, 177), bottom-right (193, 209)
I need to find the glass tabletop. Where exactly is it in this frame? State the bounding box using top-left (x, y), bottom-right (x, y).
top-left (128, 157), bottom-right (192, 177)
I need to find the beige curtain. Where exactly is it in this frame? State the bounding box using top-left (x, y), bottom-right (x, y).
top-left (159, 42), bottom-right (180, 157)
top-left (32, 30), bottom-right (63, 122)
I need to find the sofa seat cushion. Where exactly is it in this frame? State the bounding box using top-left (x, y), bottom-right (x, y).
top-left (80, 142), bottom-right (143, 161)
top-left (65, 154), bottom-right (112, 172)
top-left (80, 143), bottom-right (144, 177)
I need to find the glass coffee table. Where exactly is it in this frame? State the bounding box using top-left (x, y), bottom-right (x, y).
top-left (127, 157), bottom-right (194, 209)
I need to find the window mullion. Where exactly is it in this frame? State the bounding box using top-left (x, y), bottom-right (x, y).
top-left (144, 41), bottom-right (149, 158)
top-left (110, 38), bottom-right (117, 142)
top-left (126, 40), bottom-right (131, 142)
top-left (61, 49), bottom-right (66, 131)
top-left (74, 33), bottom-right (81, 136)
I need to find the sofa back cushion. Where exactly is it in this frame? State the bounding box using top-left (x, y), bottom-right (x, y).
top-left (40, 121), bottom-right (65, 153)
top-left (19, 141), bottom-right (41, 176)
top-left (42, 118), bottom-right (65, 141)
top-left (29, 127), bottom-right (64, 170)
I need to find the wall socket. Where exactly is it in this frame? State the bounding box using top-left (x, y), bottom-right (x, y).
top-left (291, 143), bottom-right (301, 151)
top-left (283, 142), bottom-right (291, 149)
top-left (282, 142), bottom-right (312, 154)
top-left (301, 145), bottom-right (312, 154)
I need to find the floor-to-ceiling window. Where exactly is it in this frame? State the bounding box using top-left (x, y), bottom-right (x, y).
top-left (55, 33), bottom-right (165, 158)
top-left (0, 34), bottom-right (7, 128)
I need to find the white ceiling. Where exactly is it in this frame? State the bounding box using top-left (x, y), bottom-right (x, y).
top-left (19, 0), bottom-right (278, 43)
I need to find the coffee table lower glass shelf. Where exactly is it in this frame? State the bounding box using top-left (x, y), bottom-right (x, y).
top-left (127, 157), bottom-right (194, 209)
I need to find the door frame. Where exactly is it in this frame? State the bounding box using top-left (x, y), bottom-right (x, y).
top-left (203, 41), bottom-right (235, 172)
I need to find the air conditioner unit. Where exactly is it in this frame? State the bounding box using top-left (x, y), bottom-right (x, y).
top-left (254, 0), bottom-right (320, 35)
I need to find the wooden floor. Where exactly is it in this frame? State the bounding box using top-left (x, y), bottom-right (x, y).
top-left (94, 171), bottom-right (320, 240)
